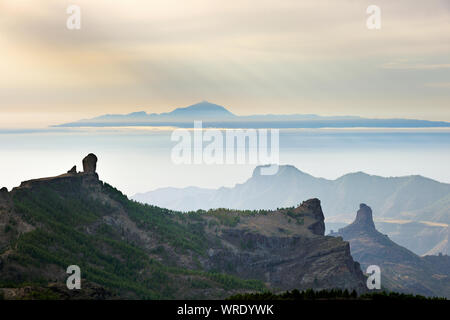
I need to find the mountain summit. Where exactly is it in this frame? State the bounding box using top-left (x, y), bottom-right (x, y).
top-left (344, 204), bottom-right (376, 233)
top-left (163, 101), bottom-right (236, 119)
top-left (330, 205), bottom-right (450, 298)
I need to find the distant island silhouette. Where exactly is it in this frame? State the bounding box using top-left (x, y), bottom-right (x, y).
top-left (55, 101), bottom-right (450, 129)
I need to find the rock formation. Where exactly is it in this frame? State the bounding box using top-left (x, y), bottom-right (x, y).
top-left (0, 187), bottom-right (10, 210)
top-left (300, 198), bottom-right (325, 235)
top-left (353, 204), bottom-right (376, 229)
top-left (82, 154), bottom-right (98, 174)
top-left (201, 198), bottom-right (366, 292)
top-left (67, 166), bottom-right (77, 174)
top-left (336, 203), bottom-right (377, 236)
top-left (330, 204), bottom-right (450, 298)
top-left (15, 154), bottom-right (100, 192)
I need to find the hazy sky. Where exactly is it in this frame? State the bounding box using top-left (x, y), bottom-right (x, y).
top-left (1, 0), bottom-right (450, 127)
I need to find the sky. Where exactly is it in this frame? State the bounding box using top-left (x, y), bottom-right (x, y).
top-left (1, 0), bottom-right (450, 128)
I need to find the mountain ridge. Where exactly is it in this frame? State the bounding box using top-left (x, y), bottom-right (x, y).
top-left (0, 154), bottom-right (367, 299)
top-left (329, 204), bottom-right (450, 298)
top-left (133, 165), bottom-right (450, 223)
top-left (55, 102), bottom-right (450, 128)
top-left (132, 165), bottom-right (450, 256)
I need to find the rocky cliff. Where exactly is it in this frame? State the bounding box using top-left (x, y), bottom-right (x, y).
top-left (0, 154), bottom-right (366, 299)
top-left (330, 205), bottom-right (450, 298)
top-left (202, 198), bottom-right (365, 292)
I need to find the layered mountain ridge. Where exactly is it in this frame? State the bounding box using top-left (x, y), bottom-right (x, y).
top-left (330, 205), bottom-right (450, 298)
top-left (134, 164), bottom-right (450, 223)
top-left (0, 154), bottom-right (366, 299)
top-left (133, 165), bottom-right (450, 255)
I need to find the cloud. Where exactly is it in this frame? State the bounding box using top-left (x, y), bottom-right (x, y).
top-left (382, 62), bottom-right (450, 70)
top-left (425, 82), bottom-right (450, 88)
top-left (0, 0), bottom-right (450, 125)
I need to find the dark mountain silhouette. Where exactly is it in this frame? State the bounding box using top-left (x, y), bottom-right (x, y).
top-left (330, 204), bottom-right (450, 298)
top-left (56, 101), bottom-right (450, 128)
top-left (161, 101), bottom-right (236, 119)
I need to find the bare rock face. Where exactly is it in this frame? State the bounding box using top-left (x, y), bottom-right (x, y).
top-left (331, 203), bottom-right (376, 236)
top-left (0, 187), bottom-right (9, 210)
top-left (67, 166), bottom-right (77, 174)
top-left (292, 198), bottom-right (325, 236)
top-left (204, 199), bottom-right (366, 293)
top-left (82, 154), bottom-right (98, 174)
top-left (330, 204), bottom-right (450, 298)
top-left (303, 198), bottom-right (325, 235)
top-left (353, 203), bottom-right (376, 230)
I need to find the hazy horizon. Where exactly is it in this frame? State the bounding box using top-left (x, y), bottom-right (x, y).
top-left (1, 127), bottom-right (449, 196)
top-left (1, 1), bottom-right (450, 128)
top-left (3, 100), bottom-right (450, 130)
top-left (1, 1), bottom-right (449, 210)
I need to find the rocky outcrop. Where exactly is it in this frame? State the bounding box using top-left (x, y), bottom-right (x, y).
top-left (82, 153), bottom-right (98, 174)
top-left (297, 198), bottom-right (325, 236)
top-left (205, 228), bottom-right (366, 292)
top-left (353, 204), bottom-right (376, 230)
top-left (0, 188), bottom-right (8, 199)
top-left (0, 187), bottom-right (10, 211)
top-left (1, 154), bottom-right (368, 299)
top-left (335, 204), bottom-right (377, 237)
top-left (330, 204), bottom-right (450, 298)
top-left (196, 198), bottom-right (367, 292)
top-left (67, 166), bottom-right (77, 174)
top-left (16, 154), bottom-right (99, 190)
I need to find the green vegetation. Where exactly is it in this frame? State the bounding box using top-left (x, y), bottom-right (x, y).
top-left (4, 179), bottom-right (265, 299)
top-left (228, 289), bottom-right (447, 301)
top-left (188, 208), bottom-right (271, 227)
top-left (283, 209), bottom-right (305, 225)
top-left (26, 289), bottom-right (60, 300)
top-left (103, 183), bottom-right (208, 254)
top-left (359, 291), bottom-right (446, 301)
top-left (183, 205), bottom-right (308, 228)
